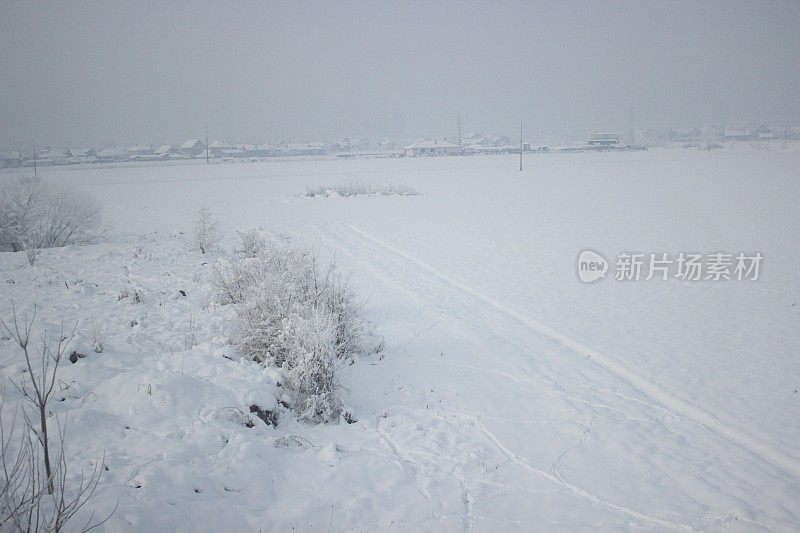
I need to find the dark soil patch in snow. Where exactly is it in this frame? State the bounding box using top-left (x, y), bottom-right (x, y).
top-left (69, 350), bottom-right (86, 364)
top-left (249, 404), bottom-right (278, 427)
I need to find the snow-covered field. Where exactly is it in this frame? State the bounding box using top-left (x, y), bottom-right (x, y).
top-left (1, 148), bottom-right (799, 531)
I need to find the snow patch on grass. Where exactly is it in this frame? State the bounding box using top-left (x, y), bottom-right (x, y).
top-left (0, 232), bottom-right (403, 531)
top-left (304, 181), bottom-right (419, 198)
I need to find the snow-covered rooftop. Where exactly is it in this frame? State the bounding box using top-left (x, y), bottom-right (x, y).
top-left (181, 139), bottom-right (204, 149)
top-left (154, 144), bottom-right (175, 154)
top-left (404, 138), bottom-right (460, 149)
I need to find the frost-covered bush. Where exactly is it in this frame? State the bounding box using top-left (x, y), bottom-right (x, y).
top-left (192, 207), bottom-right (221, 254)
top-left (321, 273), bottom-right (366, 360)
top-left (233, 227), bottom-right (269, 258)
top-left (305, 181), bottom-right (418, 197)
top-left (284, 309), bottom-right (342, 423)
top-left (89, 319), bottom-right (105, 353)
top-left (211, 258), bottom-right (260, 306)
top-left (0, 177), bottom-right (102, 260)
top-left (212, 230), bottom-right (374, 423)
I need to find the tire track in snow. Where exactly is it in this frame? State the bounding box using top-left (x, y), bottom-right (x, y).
top-left (475, 419), bottom-right (695, 531)
top-left (378, 419), bottom-right (475, 531)
top-left (343, 224), bottom-right (800, 482)
top-left (420, 355), bottom-right (694, 425)
top-left (322, 225), bottom-right (700, 531)
top-left (377, 421), bottom-right (433, 502)
top-left (428, 411), bottom-right (695, 532)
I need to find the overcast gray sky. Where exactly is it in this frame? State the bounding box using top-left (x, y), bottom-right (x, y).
top-left (1, 0), bottom-right (799, 148)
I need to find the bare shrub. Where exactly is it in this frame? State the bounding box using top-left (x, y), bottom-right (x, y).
top-left (0, 306), bottom-right (114, 532)
top-left (0, 177), bottom-right (102, 263)
top-left (0, 399), bottom-right (113, 532)
top-left (0, 410), bottom-right (110, 531)
top-left (210, 258), bottom-right (261, 306)
top-left (23, 246), bottom-right (39, 268)
top-left (212, 231), bottom-right (375, 423)
top-left (192, 207), bottom-right (221, 254)
top-left (233, 228), bottom-right (269, 258)
top-left (0, 304), bottom-right (73, 494)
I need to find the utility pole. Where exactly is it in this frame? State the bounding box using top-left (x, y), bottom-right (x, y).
top-left (457, 114), bottom-right (462, 146)
top-left (32, 138), bottom-right (37, 177)
top-left (629, 105), bottom-right (635, 147)
top-left (519, 121), bottom-right (523, 172)
top-left (205, 121), bottom-right (210, 164)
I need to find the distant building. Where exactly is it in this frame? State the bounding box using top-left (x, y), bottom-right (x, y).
top-left (97, 147), bottom-right (128, 161)
top-left (284, 143), bottom-right (325, 156)
top-left (724, 125), bottom-right (777, 142)
top-left (154, 144), bottom-right (177, 156)
top-left (464, 133), bottom-right (486, 144)
top-left (38, 148), bottom-right (71, 165)
top-left (705, 124), bottom-right (724, 142)
top-left (180, 139), bottom-right (207, 156)
top-left (464, 133), bottom-right (511, 148)
top-left (786, 127), bottom-right (800, 141)
top-left (68, 147), bottom-right (96, 158)
top-left (403, 138), bottom-right (461, 157)
top-left (244, 144), bottom-right (278, 158)
top-left (217, 149), bottom-right (246, 159)
top-left (377, 138), bottom-right (396, 151)
top-left (0, 150), bottom-right (21, 168)
top-left (208, 140), bottom-right (242, 156)
top-left (127, 145), bottom-right (154, 156)
top-left (749, 125), bottom-right (777, 141)
top-left (329, 137), bottom-right (371, 152)
top-left (587, 133), bottom-right (622, 146)
top-left (67, 147), bottom-right (97, 164)
top-left (488, 135), bottom-right (511, 147)
top-left (724, 129), bottom-right (749, 142)
top-left (641, 128), bottom-right (662, 146)
top-left (461, 143), bottom-right (491, 155)
top-left (668, 128), bottom-right (702, 143)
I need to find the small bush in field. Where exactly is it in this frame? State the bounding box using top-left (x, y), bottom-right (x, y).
top-left (212, 230), bottom-right (377, 423)
top-left (305, 182), bottom-right (418, 198)
top-left (233, 228), bottom-right (269, 258)
top-left (90, 318), bottom-right (105, 353)
top-left (192, 207), bottom-right (221, 254)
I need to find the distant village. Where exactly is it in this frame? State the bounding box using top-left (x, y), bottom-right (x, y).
top-left (2, 122), bottom-right (798, 169)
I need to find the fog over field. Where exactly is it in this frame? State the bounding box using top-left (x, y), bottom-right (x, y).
top-left (1, 2), bottom-right (800, 533)
top-left (2, 0), bottom-right (800, 147)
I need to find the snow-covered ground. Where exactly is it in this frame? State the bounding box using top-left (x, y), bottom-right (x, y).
top-left (1, 148), bottom-right (799, 531)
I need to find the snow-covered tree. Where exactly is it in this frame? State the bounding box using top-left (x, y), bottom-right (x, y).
top-left (0, 178), bottom-right (102, 263)
top-left (192, 207), bottom-right (221, 254)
